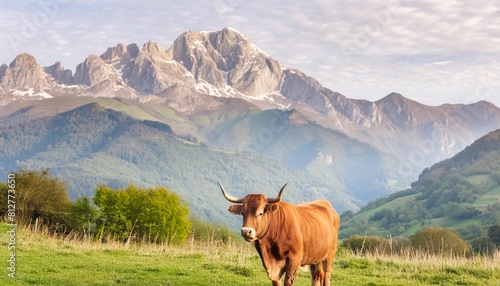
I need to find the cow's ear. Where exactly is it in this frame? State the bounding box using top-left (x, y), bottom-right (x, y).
top-left (265, 203), bottom-right (279, 213)
top-left (228, 205), bottom-right (243, 215)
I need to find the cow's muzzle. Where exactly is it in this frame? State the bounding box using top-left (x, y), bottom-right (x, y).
top-left (241, 227), bottom-right (256, 242)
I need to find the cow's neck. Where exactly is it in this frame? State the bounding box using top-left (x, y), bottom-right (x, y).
top-left (257, 220), bottom-right (272, 240)
top-left (262, 204), bottom-right (285, 241)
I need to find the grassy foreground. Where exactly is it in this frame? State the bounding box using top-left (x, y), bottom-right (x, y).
top-left (1, 224), bottom-right (499, 285)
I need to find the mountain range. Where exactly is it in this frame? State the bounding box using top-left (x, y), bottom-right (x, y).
top-left (1, 27), bottom-right (499, 224)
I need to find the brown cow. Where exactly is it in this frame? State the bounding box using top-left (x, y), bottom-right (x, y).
top-left (219, 182), bottom-right (340, 286)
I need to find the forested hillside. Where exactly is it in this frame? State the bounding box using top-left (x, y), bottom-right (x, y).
top-left (0, 103), bottom-right (356, 227)
top-left (340, 129), bottom-right (500, 242)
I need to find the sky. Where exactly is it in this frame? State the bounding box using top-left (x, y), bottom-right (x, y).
top-left (1, 0), bottom-right (499, 107)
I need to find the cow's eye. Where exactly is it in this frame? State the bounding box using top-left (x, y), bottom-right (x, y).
top-left (258, 212), bottom-right (263, 216)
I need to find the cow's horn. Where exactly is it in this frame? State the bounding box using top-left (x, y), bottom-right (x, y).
top-left (267, 183), bottom-right (288, 203)
top-left (219, 182), bottom-right (245, 203)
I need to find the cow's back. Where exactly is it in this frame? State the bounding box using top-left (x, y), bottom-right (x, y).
top-left (294, 200), bottom-right (340, 265)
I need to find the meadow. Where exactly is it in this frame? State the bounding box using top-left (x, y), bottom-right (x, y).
top-left (1, 223), bottom-right (499, 286)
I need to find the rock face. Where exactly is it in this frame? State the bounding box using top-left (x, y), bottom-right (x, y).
top-left (1, 53), bottom-right (49, 91)
top-left (100, 43), bottom-right (139, 68)
top-left (74, 54), bottom-right (117, 87)
top-left (122, 41), bottom-right (195, 95)
top-left (280, 69), bottom-right (335, 115)
top-left (44, 62), bottom-right (73, 85)
top-left (166, 27), bottom-right (283, 97)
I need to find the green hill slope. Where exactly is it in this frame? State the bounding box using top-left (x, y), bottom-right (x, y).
top-left (192, 108), bottom-right (388, 203)
top-left (340, 129), bottom-right (500, 241)
top-left (1, 97), bottom-right (398, 206)
top-left (0, 103), bottom-right (358, 228)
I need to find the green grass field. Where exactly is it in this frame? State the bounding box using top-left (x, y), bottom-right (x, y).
top-left (1, 224), bottom-right (499, 285)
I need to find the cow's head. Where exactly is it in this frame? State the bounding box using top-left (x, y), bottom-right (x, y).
top-left (219, 182), bottom-right (287, 242)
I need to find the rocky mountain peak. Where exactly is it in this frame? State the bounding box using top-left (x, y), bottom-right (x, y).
top-left (280, 69), bottom-right (334, 115)
top-left (140, 41), bottom-right (169, 61)
top-left (44, 61), bottom-right (73, 85)
top-left (122, 40), bottom-right (195, 95)
top-left (207, 27), bottom-right (248, 67)
top-left (73, 54), bottom-right (116, 87)
top-left (375, 92), bottom-right (422, 126)
top-left (100, 43), bottom-right (139, 67)
top-left (1, 53), bottom-right (49, 91)
top-left (377, 92), bottom-right (415, 107)
top-left (165, 30), bottom-right (226, 88)
top-left (166, 27), bottom-right (282, 97)
top-left (466, 100), bottom-right (500, 117)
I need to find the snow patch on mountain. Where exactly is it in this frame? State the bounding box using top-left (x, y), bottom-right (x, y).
top-left (12, 88), bottom-right (53, 99)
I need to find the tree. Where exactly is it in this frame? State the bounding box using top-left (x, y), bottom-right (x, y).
top-left (0, 169), bottom-right (72, 227)
top-left (450, 204), bottom-right (480, 219)
top-left (457, 223), bottom-right (483, 242)
top-left (409, 227), bottom-right (470, 256)
top-left (370, 208), bottom-right (389, 221)
top-left (482, 203), bottom-right (500, 226)
top-left (189, 216), bottom-right (237, 243)
top-left (68, 197), bottom-right (98, 232)
top-left (94, 184), bottom-right (190, 244)
top-left (470, 237), bottom-right (497, 255)
top-left (340, 210), bottom-right (354, 221)
top-left (487, 224), bottom-right (500, 246)
top-left (490, 172), bottom-right (500, 185)
top-left (94, 185), bottom-right (133, 240)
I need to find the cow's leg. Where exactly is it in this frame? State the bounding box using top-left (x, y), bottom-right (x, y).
top-left (284, 259), bottom-right (300, 286)
top-left (322, 247), bottom-right (337, 286)
top-left (310, 263), bottom-right (324, 286)
top-left (270, 268), bottom-right (285, 286)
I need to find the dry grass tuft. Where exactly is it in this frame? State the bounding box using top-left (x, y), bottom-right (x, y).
top-left (349, 245), bottom-right (500, 271)
top-left (15, 221), bottom-right (256, 266)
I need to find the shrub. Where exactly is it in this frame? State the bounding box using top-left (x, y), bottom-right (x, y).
top-left (94, 184), bottom-right (190, 244)
top-left (409, 227), bottom-right (470, 256)
top-left (488, 224), bottom-right (500, 246)
top-left (189, 217), bottom-right (237, 243)
top-left (0, 169), bottom-right (72, 228)
top-left (340, 210), bottom-right (354, 221)
top-left (457, 223), bottom-right (484, 242)
top-left (490, 172), bottom-right (500, 185)
top-left (68, 197), bottom-right (98, 232)
top-left (470, 237), bottom-right (497, 255)
top-left (450, 205), bottom-right (481, 219)
top-left (342, 235), bottom-right (395, 254)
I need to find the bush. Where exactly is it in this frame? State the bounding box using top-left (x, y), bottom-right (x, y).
top-left (409, 227), bottom-right (470, 256)
top-left (342, 235), bottom-right (395, 254)
top-left (68, 197), bottom-right (98, 232)
top-left (340, 210), bottom-right (354, 221)
top-left (189, 217), bottom-right (237, 243)
top-left (488, 224), bottom-right (500, 246)
top-left (470, 237), bottom-right (497, 255)
top-left (0, 169), bottom-right (72, 228)
top-left (94, 184), bottom-right (191, 244)
top-left (370, 209), bottom-right (393, 221)
top-left (450, 205), bottom-right (480, 219)
top-left (457, 223), bottom-right (484, 242)
top-left (490, 172), bottom-right (500, 185)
